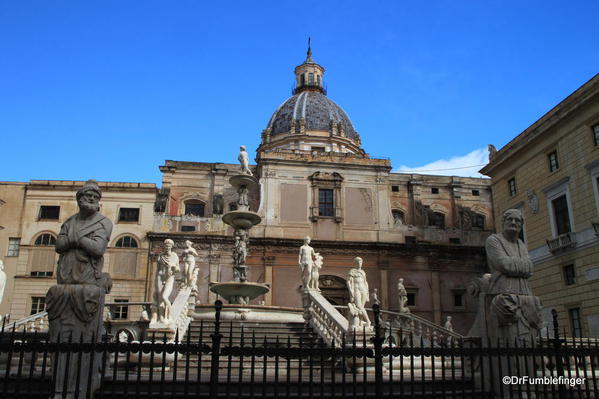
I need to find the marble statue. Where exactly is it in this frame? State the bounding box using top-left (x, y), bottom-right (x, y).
top-left (485, 209), bottom-right (542, 341)
top-left (298, 237), bottom-right (316, 290)
top-left (232, 235), bottom-right (248, 282)
top-left (307, 252), bottom-right (323, 291)
top-left (347, 257), bottom-right (371, 330)
top-left (45, 179), bottom-right (113, 398)
top-left (118, 330), bottom-right (129, 343)
top-left (151, 239), bottom-right (180, 324)
top-left (238, 186), bottom-right (249, 211)
top-left (238, 145), bottom-right (253, 176)
top-left (182, 240), bottom-right (198, 289)
top-left (397, 278), bottom-right (410, 313)
top-left (371, 288), bottom-right (380, 305)
top-left (0, 260), bottom-right (6, 305)
top-left (444, 315), bottom-right (453, 332)
top-left (478, 209), bottom-right (542, 397)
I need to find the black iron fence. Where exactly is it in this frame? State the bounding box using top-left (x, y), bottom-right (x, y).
top-left (0, 302), bottom-right (597, 398)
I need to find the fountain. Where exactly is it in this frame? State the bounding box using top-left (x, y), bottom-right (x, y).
top-left (209, 146), bottom-right (270, 304)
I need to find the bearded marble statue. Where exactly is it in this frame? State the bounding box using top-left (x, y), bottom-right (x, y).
top-left (45, 179), bottom-right (113, 398)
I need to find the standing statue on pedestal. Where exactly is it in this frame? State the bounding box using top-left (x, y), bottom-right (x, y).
top-left (232, 235), bottom-right (248, 282)
top-left (238, 145), bottom-right (253, 176)
top-left (182, 240), bottom-right (198, 290)
top-left (347, 257), bottom-right (371, 330)
top-left (485, 209), bottom-right (542, 341)
top-left (299, 237), bottom-right (316, 290)
top-left (307, 252), bottom-right (323, 291)
top-left (397, 278), bottom-right (410, 313)
top-left (238, 186), bottom-right (249, 211)
top-left (444, 315), bottom-right (453, 332)
top-left (479, 209), bottom-right (542, 397)
top-left (151, 239), bottom-right (180, 324)
top-left (46, 179), bottom-right (113, 398)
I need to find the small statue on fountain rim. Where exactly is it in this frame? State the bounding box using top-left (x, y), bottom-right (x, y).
top-left (238, 145), bottom-right (253, 176)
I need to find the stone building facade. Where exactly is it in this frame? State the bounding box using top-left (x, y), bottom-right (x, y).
top-left (0, 49), bottom-right (494, 334)
top-left (149, 48), bottom-right (494, 333)
top-left (2, 180), bottom-right (157, 321)
top-left (481, 73), bottom-right (599, 337)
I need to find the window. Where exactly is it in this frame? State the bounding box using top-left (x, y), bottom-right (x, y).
top-left (508, 178), bottom-right (517, 196)
top-left (449, 237), bottom-right (461, 244)
top-left (31, 233), bottom-right (57, 277)
top-left (472, 214), bottom-right (485, 229)
top-left (593, 124), bottom-right (599, 146)
top-left (392, 210), bottom-right (404, 225)
top-left (30, 297), bottom-right (45, 315)
top-left (300, 74), bottom-right (305, 86)
top-left (563, 264), bottom-right (576, 285)
top-left (569, 308), bottom-right (582, 337)
top-left (431, 187), bottom-right (439, 194)
top-left (430, 212), bottom-right (445, 228)
top-left (391, 185), bottom-right (399, 192)
top-left (115, 236), bottom-right (138, 248)
top-left (406, 293), bottom-right (416, 307)
top-left (453, 292), bottom-right (464, 307)
top-left (39, 206), bottom-right (60, 220)
top-left (113, 299), bottom-right (129, 320)
top-left (311, 146), bottom-right (325, 153)
top-left (552, 195), bottom-right (571, 235)
top-left (118, 208), bottom-right (140, 222)
top-left (308, 72), bottom-right (314, 85)
top-left (184, 200), bottom-right (205, 217)
top-left (471, 189), bottom-right (480, 196)
top-left (317, 75), bottom-right (321, 86)
top-left (34, 233), bottom-right (56, 246)
top-left (318, 189), bottom-right (334, 217)
top-left (7, 238), bottom-right (20, 257)
top-left (548, 151), bottom-right (559, 172)
top-left (181, 225), bottom-right (196, 232)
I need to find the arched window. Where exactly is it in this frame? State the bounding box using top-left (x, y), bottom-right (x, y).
top-left (300, 74), bottom-right (305, 86)
top-left (35, 233), bottom-right (56, 246)
top-left (115, 235), bottom-right (138, 248)
top-left (429, 212), bottom-right (445, 229)
top-left (184, 200), bottom-right (205, 217)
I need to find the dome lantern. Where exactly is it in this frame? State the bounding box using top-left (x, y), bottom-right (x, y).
top-left (293, 39), bottom-right (325, 95)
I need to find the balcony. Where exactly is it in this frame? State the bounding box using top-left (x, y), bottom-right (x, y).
top-left (546, 232), bottom-right (577, 253)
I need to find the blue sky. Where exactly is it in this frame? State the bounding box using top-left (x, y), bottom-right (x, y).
top-left (1, 1), bottom-right (598, 184)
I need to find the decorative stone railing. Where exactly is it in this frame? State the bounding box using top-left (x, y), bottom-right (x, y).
top-left (5, 311), bottom-right (48, 333)
top-left (382, 309), bottom-right (463, 346)
top-left (546, 232), bottom-right (577, 253)
top-left (303, 290), bottom-right (349, 345)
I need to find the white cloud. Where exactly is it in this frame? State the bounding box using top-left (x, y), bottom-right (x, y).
top-left (396, 147), bottom-right (489, 178)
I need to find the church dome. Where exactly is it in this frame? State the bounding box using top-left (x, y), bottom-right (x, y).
top-left (265, 91), bottom-right (359, 141)
top-left (258, 43), bottom-right (364, 156)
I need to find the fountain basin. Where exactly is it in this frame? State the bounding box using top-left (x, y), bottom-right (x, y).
top-left (210, 281), bottom-right (270, 304)
top-left (229, 174), bottom-right (259, 190)
top-left (222, 210), bottom-right (261, 229)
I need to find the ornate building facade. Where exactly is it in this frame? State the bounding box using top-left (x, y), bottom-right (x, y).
top-left (0, 49), bottom-right (494, 334)
top-left (481, 73), bottom-right (599, 337)
top-left (148, 49), bottom-right (494, 333)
